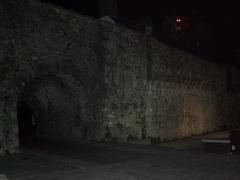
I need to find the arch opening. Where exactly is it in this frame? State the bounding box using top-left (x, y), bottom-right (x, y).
top-left (16, 74), bottom-right (91, 149)
top-left (17, 101), bottom-right (37, 147)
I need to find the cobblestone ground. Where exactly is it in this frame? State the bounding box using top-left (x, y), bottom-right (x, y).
top-left (0, 134), bottom-right (240, 180)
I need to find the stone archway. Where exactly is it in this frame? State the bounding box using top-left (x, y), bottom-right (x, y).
top-left (16, 73), bottom-right (88, 146)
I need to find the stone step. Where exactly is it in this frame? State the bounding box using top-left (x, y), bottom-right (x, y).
top-left (201, 139), bottom-right (231, 154)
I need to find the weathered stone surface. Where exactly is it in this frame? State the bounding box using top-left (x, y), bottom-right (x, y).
top-left (0, 174), bottom-right (9, 180)
top-left (0, 0), bottom-right (239, 154)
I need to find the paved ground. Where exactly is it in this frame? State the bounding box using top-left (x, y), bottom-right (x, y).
top-left (0, 132), bottom-right (240, 180)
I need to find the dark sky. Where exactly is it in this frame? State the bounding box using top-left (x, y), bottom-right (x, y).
top-left (41, 0), bottom-right (240, 19)
top-left (41, 0), bottom-right (240, 65)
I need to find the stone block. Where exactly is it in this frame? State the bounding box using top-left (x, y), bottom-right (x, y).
top-left (202, 139), bottom-right (231, 154)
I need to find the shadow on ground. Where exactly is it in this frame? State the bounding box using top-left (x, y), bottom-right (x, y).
top-left (0, 131), bottom-right (240, 180)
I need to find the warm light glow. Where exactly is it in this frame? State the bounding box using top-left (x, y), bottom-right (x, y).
top-left (175, 16), bottom-right (191, 31)
top-left (176, 18), bottom-right (181, 23)
top-left (176, 16), bottom-right (183, 31)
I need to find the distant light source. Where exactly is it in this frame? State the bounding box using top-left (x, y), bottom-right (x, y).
top-left (175, 16), bottom-right (191, 31)
top-left (176, 17), bottom-right (182, 23)
top-left (176, 16), bottom-right (183, 31)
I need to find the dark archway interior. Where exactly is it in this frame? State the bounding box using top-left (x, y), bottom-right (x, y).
top-left (17, 101), bottom-right (36, 147)
top-left (15, 74), bottom-right (95, 152)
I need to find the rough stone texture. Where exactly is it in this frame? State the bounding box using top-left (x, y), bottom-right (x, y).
top-left (101, 30), bottom-right (228, 143)
top-left (0, 0), bottom-right (106, 154)
top-left (0, 174), bottom-right (9, 180)
top-left (0, 0), bottom-right (239, 154)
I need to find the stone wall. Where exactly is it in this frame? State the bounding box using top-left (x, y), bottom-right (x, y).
top-left (101, 29), bottom-right (228, 142)
top-left (0, 0), bottom-right (106, 154)
top-left (0, 0), bottom-right (237, 154)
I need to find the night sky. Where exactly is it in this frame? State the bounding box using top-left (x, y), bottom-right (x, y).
top-left (41, 0), bottom-right (240, 66)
